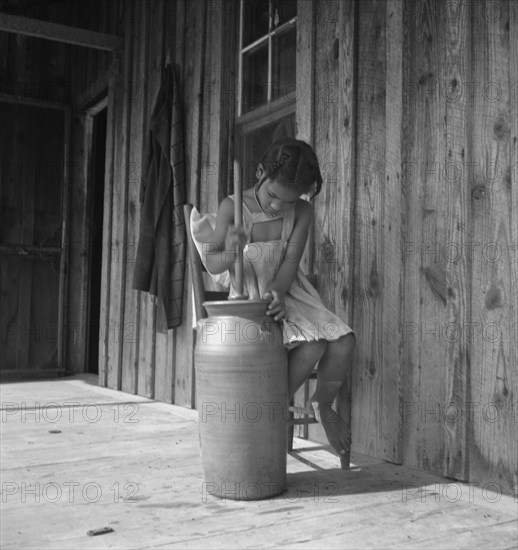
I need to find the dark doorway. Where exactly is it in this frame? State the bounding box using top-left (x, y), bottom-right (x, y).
top-left (87, 107), bottom-right (107, 374)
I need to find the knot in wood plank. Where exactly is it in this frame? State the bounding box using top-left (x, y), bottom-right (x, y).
top-left (493, 114), bottom-right (510, 141)
top-left (471, 185), bottom-right (487, 200)
top-left (484, 285), bottom-right (502, 310)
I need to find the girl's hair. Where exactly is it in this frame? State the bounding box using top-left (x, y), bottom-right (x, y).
top-left (260, 138), bottom-right (323, 198)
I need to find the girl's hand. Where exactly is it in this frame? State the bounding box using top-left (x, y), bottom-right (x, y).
top-left (224, 224), bottom-right (248, 251)
top-left (263, 290), bottom-right (287, 321)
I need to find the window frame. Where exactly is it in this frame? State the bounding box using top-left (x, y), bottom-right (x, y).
top-left (237, 0), bottom-right (297, 116)
top-left (235, 0), bottom-right (298, 187)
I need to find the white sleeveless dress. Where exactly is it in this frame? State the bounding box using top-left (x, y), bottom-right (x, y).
top-left (224, 196), bottom-right (354, 350)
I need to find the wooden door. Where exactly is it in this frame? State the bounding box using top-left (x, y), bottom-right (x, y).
top-left (0, 99), bottom-right (69, 378)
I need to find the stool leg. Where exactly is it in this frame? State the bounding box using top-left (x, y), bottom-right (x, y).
top-left (287, 396), bottom-right (295, 452)
top-left (303, 379), bottom-right (310, 440)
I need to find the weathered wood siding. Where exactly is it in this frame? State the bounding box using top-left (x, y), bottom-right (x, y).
top-left (467, 0), bottom-right (517, 492)
top-left (352, 0), bottom-right (404, 464)
top-left (97, 0), bottom-right (239, 408)
top-left (354, 0), bottom-right (515, 492)
top-left (66, 2), bottom-right (123, 377)
top-left (402, 0), bottom-right (471, 481)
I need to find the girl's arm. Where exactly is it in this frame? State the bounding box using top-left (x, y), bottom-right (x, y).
top-left (205, 197), bottom-right (247, 274)
top-left (265, 200), bottom-right (312, 320)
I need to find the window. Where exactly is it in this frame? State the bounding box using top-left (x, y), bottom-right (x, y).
top-left (236, 0), bottom-right (297, 188)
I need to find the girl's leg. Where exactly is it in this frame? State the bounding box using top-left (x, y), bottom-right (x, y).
top-left (309, 333), bottom-right (356, 455)
top-left (287, 341), bottom-right (327, 397)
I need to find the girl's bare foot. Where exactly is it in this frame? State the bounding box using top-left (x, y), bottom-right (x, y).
top-left (309, 401), bottom-right (351, 456)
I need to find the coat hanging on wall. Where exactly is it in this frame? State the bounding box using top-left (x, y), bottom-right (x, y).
top-left (133, 63), bottom-right (186, 329)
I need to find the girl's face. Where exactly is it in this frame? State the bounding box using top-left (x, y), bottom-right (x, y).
top-left (257, 178), bottom-right (302, 216)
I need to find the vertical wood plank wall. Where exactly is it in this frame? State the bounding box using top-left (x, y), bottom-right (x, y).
top-left (353, 0), bottom-right (403, 464)
top-left (468, 0), bottom-right (516, 491)
top-left (509, 0), bottom-right (518, 502)
top-left (401, 0), bottom-right (516, 492)
top-left (97, 0), bottom-right (239, 409)
top-left (3, 0), bottom-right (512, 493)
top-left (402, 0), bottom-right (470, 481)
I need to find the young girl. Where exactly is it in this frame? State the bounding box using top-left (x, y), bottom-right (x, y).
top-left (204, 137), bottom-right (355, 457)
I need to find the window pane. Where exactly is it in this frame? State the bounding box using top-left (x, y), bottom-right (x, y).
top-left (241, 113), bottom-right (295, 188)
top-left (272, 0), bottom-right (297, 28)
top-left (272, 27), bottom-right (296, 100)
top-left (242, 0), bottom-right (270, 47)
top-left (242, 43), bottom-right (269, 113)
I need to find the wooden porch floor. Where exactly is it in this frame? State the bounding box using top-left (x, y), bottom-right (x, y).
top-left (1, 375), bottom-right (516, 550)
